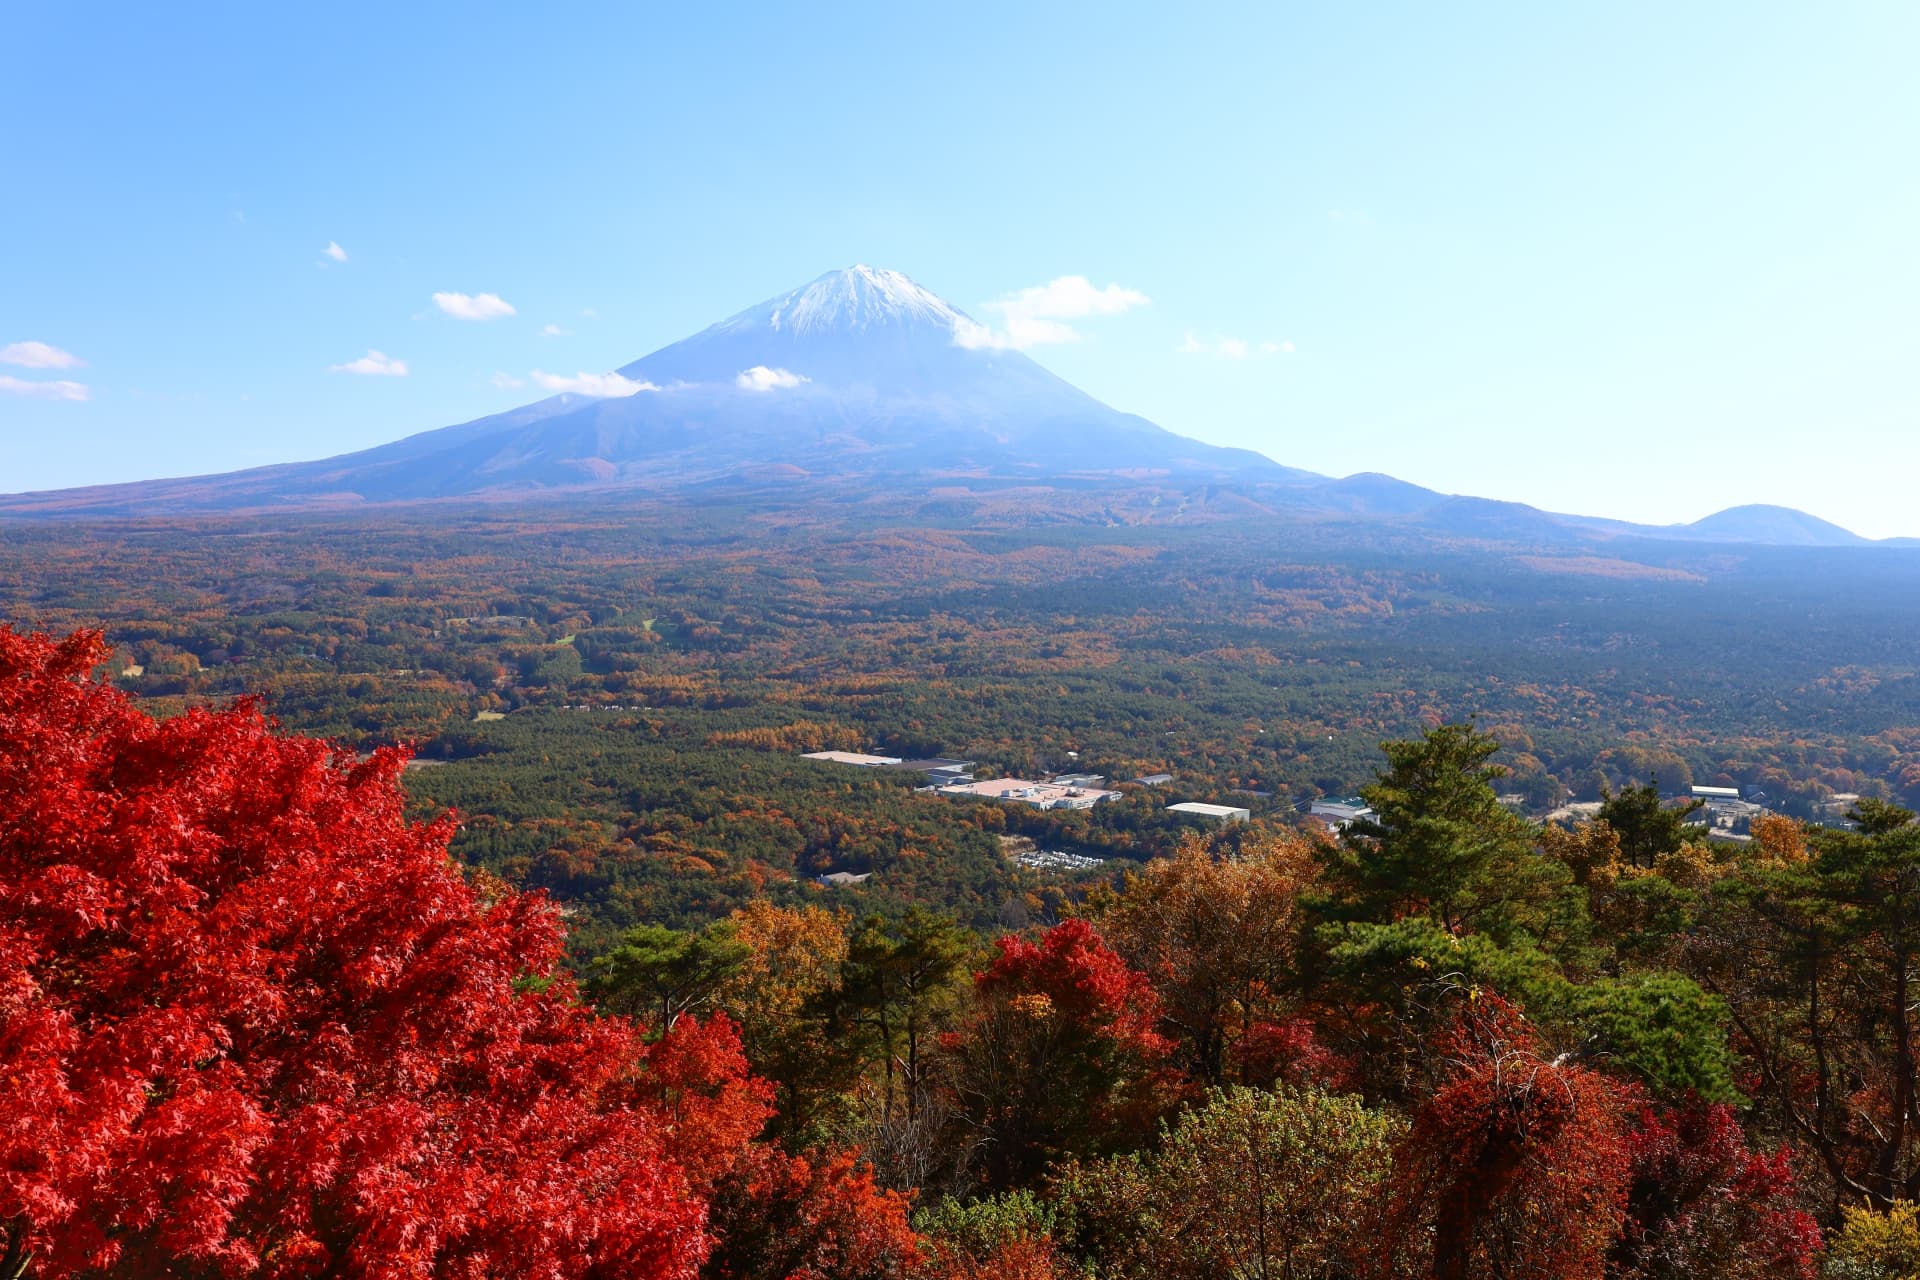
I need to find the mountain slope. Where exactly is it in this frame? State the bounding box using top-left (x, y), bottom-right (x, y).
top-left (0, 267), bottom-right (1304, 516)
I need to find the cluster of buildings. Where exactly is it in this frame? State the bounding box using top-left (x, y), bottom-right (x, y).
top-left (1815, 792), bottom-right (1862, 827)
top-left (1686, 784), bottom-right (1771, 841)
top-left (799, 750), bottom-right (1259, 824)
top-left (1548, 785), bottom-right (1780, 843)
top-left (1015, 848), bottom-right (1107, 872)
top-left (937, 776), bottom-right (1121, 810)
top-left (801, 751), bottom-right (1124, 810)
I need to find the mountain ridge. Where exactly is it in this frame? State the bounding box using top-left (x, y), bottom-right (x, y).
top-left (0, 266), bottom-right (1906, 547)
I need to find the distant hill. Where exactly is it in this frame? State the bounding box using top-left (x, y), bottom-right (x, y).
top-left (1680, 504), bottom-right (1868, 547)
top-left (1286, 472), bottom-right (1442, 516)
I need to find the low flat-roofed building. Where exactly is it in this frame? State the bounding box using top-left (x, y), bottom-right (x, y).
top-left (883, 758), bottom-right (976, 785)
top-left (1131, 773), bottom-right (1174, 787)
top-left (816, 871), bottom-right (872, 887)
top-left (801, 750), bottom-right (904, 767)
top-left (938, 777), bottom-right (1121, 810)
top-left (1166, 801), bottom-right (1250, 824)
top-left (1308, 800), bottom-right (1375, 831)
top-left (1689, 785), bottom-right (1761, 824)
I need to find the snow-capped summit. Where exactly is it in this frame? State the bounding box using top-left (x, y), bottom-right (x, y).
top-left (0, 265), bottom-right (1295, 514)
top-left (611, 265), bottom-right (993, 390)
top-left (747, 265), bottom-right (964, 336)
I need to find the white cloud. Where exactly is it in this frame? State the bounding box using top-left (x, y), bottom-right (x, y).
top-left (998, 276), bottom-right (1151, 320)
top-left (953, 275), bottom-right (1150, 350)
top-left (952, 317), bottom-right (1018, 351)
top-left (540, 323), bottom-right (570, 337)
top-left (580, 307), bottom-right (600, 320)
top-left (491, 371), bottom-right (526, 390)
top-left (328, 349), bottom-right (409, 376)
top-left (0, 375), bottom-right (89, 401)
top-left (954, 313), bottom-right (1081, 351)
top-left (433, 291), bottom-right (517, 320)
top-left (735, 365), bottom-right (809, 392)
top-left (1, 341), bottom-right (84, 369)
top-left (1180, 332), bottom-right (1295, 358)
top-left (323, 241), bottom-right (348, 263)
top-left (530, 369), bottom-right (655, 398)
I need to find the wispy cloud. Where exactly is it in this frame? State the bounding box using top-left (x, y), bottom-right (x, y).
top-left (323, 241), bottom-right (348, 263)
top-left (491, 371), bottom-right (526, 390)
top-left (328, 349), bottom-right (409, 376)
top-left (530, 369), bottom-right (655, 398)
top-left (0, 375), bottom-right (90, 401)
top-left (433, 291), bottom-right (517, 321)
top-left (1, 341), bottom-right (84, 369)
top-left (580, 307), bottom-right (600, 320)
top-left (953, 275), bottom-right (1150, 350)
top-left (736, 365), bottom-right (809, 392)
top-left (540, 323), bottom-right (570, 338)
top-left (1179, 332), bottom-right (1295, 358)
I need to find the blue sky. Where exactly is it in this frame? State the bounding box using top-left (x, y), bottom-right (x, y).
top-left (4, 3), bottom-right (1917, 535)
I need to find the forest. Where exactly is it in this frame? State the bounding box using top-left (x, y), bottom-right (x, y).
top-left (11, 489), bottom-right (1920, 1276)
top-left (19, 625), bottom-right (1920, 1277)
top-left (4, 490), bottom-right (1920, 949)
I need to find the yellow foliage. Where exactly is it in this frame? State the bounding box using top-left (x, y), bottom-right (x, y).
top-left (1652, 843), bottom-right (1721, 892)
top-left (706, 721), bottom-right (865, 753)
top-left (725, 899), bottom-right (849, 1021)
top-left (1750, 812), bottom-right (1811, 867)
top-left (1539, 821), bottom-right (1623, 889)
top-left (1828, 1200), bottom-right (1920, 1279)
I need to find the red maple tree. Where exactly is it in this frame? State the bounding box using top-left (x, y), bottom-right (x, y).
top-left (1372, 994), bottom-right (1634, 1280)
top-left (1614, 1096), bottom-right (1821, 1279)
top-left (948, 919), bottom-right (1173, 1187)
top-left (0, 628), bottom-right (762, 1279)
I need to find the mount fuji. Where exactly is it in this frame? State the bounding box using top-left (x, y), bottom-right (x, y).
top-left (1, 266), bottom-right (1300, 516)
top-left (1, 266), bottom-right (1903, 546)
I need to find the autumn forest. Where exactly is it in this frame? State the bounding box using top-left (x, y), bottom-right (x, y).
top-left (11, 487), bottom-right (1920, 1278)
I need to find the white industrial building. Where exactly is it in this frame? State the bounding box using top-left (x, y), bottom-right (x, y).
top-left (1166, 801), bottom-right (1250, 824)
top-left (1308, 800), bottom-right (1375, 831)
top-left (801, 750), bottom-right (904, 767)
